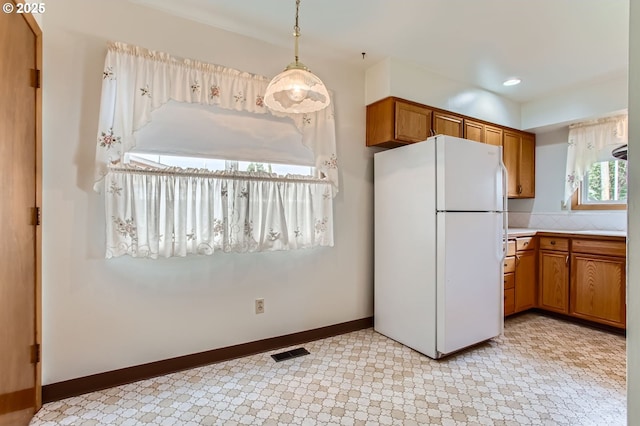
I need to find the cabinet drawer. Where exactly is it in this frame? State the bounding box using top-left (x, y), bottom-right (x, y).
top-left (539, 237), bottom-right (569, 252)
top-left (516, 236), bottom-right (536, 251)
top-left (503, 256), bottom-right (516, 273)
top-left (507, 240), bottom-right (516, 257)
top-left (571, 239), bottom-right (626, 257)
top-left (504, 288), bottom-right (515, 316)
top-left (504, 272), bottom-right (515, 290)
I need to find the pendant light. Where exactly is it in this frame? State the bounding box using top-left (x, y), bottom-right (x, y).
top-left (264, 0), bottom-right (330, 114)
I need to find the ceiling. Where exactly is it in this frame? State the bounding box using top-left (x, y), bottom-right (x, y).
top-left (129, 0), bottom-right (629, 104)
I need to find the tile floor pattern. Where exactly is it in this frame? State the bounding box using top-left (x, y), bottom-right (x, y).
top-left (31, 314), bottom-right (626, 425)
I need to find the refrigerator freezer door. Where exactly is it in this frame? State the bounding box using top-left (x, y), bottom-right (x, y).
top-left (436, 211), bottom-right (503, 356)
top-left (436, 136), bottom-right (504, 212)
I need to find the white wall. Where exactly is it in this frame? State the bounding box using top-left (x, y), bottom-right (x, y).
top-left (365, 58), bottom-right (522, 129)
top-left (42, 0), bottom-right (372, 384)
top-left (509, 128), bottom-right (569, 213)
top-left (627, 0), bottom-right (639, 423)
top-left (521, 75), bottom-right (628, 131)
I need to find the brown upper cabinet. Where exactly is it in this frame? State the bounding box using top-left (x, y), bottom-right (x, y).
top-left (464, 119), bottom-right (484, 143)
top-left (366, 97), bottom-right (465, 147)
top-left (366, 97), bottom-right (433, 148)
top-left (463, 120), bottom-right (503, 147)
top-left (433, 111), bottom-right (463, 138)
top-left (503, 130), bottom-right (535, 198)
top-left (366, 98), bottom-right (536, 198)
top-left (484, 125), bottom-right (503, 147)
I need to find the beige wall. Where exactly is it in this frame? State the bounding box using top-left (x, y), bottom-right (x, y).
top-left (42, 0), bottom-right (372, 384)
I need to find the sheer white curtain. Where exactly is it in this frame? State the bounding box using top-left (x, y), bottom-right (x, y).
top-left (105, 167), bottom-right (334, 258)
top-left (94, 42), bottom-right (339, 258)
top-left (93, 42), bottom-right (338, 193)
top-left (564, 114), bottom-right (627, 202)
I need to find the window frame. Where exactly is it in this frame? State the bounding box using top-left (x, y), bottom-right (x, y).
top-left (571, 160), bottom-right (627, 211)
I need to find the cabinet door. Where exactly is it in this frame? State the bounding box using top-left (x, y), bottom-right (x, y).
top-left (395, 101), bottom-right (432, 143)
top-left (539, 251), bottom-right (569, 313)
top-left (503, 131), bottom-right (520, 197)
top-left (504, 273), bottom-right (515, 316)
top-left (503, 131), bottom-right (535, 198)
top-left (464, 120), bottom-right (484, 143)
top-left (433, 111), bottom-right (463, 138)
top-left (514, 250), bottom-right (536, 312)
top-left (484, 125), bottom-right (503, 147)
top-left (570, 254), bottom-right (626, 328)
top-left (519, 133), bottom-right (535, 197)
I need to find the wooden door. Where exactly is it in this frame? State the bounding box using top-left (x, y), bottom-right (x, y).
top-left (519, 133), bottom-right (536, 197)
top-left (539, 251), bottom-right (569, 313)
top-left (484, 125), bottom-right (503, 147)
top-left (395, 101), bottom-right (432, 143)
top-left (433, 111), bottom-right (463, 138)
top-left (514, 250), bottom-right (536, 312)
top-left (0, 6), bottom-right (41, 425)
top-left (502, 131), bottom-right (520, 197)
top-left (464, 119), bottom-right (484, 143)
top-left (570, 254), bottom-right (626, 328)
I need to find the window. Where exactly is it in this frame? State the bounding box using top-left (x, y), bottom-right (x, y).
top-left (94, 42), bottom-right (338, 258)
top-left (572, 160), bottom-right (627, 210)
top-left (126, 153), bottom-right (314, 177)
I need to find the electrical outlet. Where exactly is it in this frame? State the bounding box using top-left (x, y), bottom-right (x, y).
top-left (255, 298), bottom-right (265, 314)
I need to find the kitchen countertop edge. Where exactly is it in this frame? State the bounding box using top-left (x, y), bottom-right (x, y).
top-left (508, 228), bottom-right (626, 239)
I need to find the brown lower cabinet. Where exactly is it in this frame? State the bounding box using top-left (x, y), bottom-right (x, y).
top-left (514, 250), bottom-right (536, 312)
top-left (503, 237), bottom-right (536, 315)
top-left (504, 233), bottom-right (626, 330)
top-left (538, 237), bottom-right (569, 313)
top-left (570, 239), bottom-right (626, 328)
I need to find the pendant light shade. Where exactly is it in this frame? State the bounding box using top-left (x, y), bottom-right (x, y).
top-left (264, 0), bottom-right (330, 114)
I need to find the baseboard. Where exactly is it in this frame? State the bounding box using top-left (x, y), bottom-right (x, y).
top-left (529, 309), bottom-right (626, 336)
top-left (42, 317), bottom-right (373, 403)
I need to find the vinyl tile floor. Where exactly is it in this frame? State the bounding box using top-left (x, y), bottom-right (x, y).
top-left (30, 313), bottom-right (626, 425)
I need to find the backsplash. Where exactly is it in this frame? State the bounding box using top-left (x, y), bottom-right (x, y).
top-left (509, 211), bottom-right (627, 231)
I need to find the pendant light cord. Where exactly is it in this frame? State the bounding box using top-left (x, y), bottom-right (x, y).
top-left (294, 0), bottom-right (301, 65)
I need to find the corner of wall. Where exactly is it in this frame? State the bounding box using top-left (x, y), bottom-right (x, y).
top-left (364, 58), bottom-right (391, 105)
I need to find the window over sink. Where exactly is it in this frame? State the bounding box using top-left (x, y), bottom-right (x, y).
top-left (572, 160), bottom-right (627, 210)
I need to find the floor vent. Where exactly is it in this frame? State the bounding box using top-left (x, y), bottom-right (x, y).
top-left (271, 347), bottom-right (310, 362)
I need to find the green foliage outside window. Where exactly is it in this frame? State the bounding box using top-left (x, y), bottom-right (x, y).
top-left (585, 160), bottom-right (627, 203)
top-left (245, 163), bottom-right (273, 173)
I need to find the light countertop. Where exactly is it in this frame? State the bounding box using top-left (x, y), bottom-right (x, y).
top-left (508, 228), bottom-right (626, 238)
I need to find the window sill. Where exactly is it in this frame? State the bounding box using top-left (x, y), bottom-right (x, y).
top-left (571, 191), bottom-right (627, 211)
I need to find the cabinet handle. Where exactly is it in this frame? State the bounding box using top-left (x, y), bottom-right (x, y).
top-left (518, 184), bottom-right (522, 194)
top-left (516, 255), bottom-right (520, 266)
top-left (550, 240), bottom-right (556, 245)
top-left (565, 255), bottom-right (569, 265)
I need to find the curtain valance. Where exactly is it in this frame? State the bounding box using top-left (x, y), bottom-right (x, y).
top-left (94, 42), bottom-right (338, 193)
top-left (564, 114), bottom-right (627, 202)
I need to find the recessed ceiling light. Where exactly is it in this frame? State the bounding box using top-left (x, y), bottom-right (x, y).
top-left (503, 78), bottom-right (522, 87)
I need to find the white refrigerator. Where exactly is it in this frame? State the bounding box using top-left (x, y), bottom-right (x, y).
top-left (374, 135), bottom-right (507, 359)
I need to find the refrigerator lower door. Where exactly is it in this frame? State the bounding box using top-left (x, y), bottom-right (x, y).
top-left (436, 211), bottom-right (503, 357)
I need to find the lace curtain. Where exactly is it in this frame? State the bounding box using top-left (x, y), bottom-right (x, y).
top-left (94, 42), bottom-right (338, 258)
top-left (93, 41), bottom-right (338, 194)
top-left (105, 167), bottom-right (334, 258)
top-left (564, 114), bottom-right (627, 202)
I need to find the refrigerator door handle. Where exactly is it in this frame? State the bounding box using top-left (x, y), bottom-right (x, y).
top-left (499, 152), bottom-right (508, 262)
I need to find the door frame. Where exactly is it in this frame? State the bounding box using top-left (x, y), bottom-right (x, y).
top-left (17, 1), bottom-right (43, 411)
